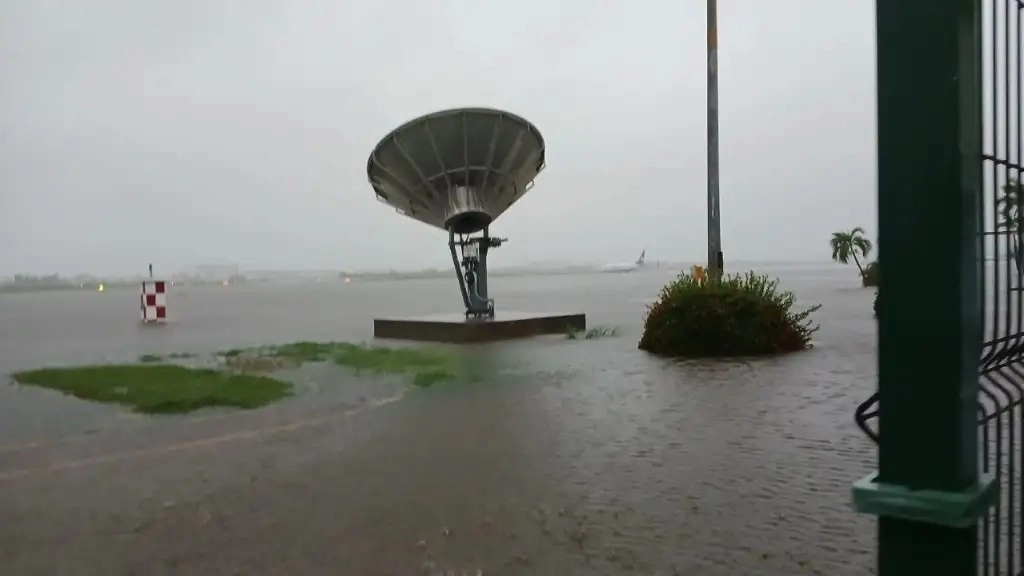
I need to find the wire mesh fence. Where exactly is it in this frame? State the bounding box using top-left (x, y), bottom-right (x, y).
top-left (978, 0), bottom-right (1024, 572)
top-left (857, 0), bottom-right (1024, 573)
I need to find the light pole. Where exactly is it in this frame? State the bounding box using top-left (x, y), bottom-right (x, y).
top-left (707, 0), bottom-right (723, 281)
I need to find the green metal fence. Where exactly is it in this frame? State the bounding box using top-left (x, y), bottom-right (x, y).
top-left (852, 0), bottom-right (1024, 573)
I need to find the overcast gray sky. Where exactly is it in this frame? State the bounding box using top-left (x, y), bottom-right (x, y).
top-left (0, 0), bottom-right (876, 276)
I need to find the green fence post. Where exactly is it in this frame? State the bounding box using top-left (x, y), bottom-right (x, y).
top-left (851, 0), bottom-right (996, 574)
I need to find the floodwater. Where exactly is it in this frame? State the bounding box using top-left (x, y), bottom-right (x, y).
top-left (0, 265), bottom-right (878, 575)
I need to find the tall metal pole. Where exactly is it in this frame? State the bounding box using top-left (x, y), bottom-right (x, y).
top-left (706, 0), bottom-right (723, 281)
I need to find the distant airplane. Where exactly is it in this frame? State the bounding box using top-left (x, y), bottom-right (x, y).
top-left (601, 250), bottom-right (646, 273)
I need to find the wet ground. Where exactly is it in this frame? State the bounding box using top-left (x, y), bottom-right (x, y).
top-left (0, 265), bottom-right (878, 575)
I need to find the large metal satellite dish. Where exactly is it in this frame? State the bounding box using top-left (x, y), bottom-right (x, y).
top-left (367, 108), bottom-right (545, 234)
top-left (367, 108), bottom-right (546, 319)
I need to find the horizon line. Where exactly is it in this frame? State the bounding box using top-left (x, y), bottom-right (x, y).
top-left (3, 259), bottom-right (851, 280)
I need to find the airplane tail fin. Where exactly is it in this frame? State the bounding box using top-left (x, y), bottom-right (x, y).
top-left (636, 250), bottom-right (646, 266)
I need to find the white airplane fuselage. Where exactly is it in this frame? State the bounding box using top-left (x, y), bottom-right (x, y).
top-left (600, 250), bottom-right (646, 274)
top-left (601, 262), bottom-right (639, 273)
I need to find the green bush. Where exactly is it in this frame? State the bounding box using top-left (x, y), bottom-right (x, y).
top-left (862, 261), bottom-right (879, 287)
top-left (638, 271), bottom-right (821, 358)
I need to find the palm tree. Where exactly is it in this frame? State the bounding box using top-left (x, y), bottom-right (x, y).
top-left (831, 227), bottom-right (873, 278)
top-left (997, 179), bottom-right (1024, 274)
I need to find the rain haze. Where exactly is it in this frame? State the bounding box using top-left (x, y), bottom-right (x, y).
top-left (0, 0), bottom-right (876, 277)
top-left (0, 2), bottom-right (896, 573)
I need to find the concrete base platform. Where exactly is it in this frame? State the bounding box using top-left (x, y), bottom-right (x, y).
top-left (373, 311), bottom-right (586, 343)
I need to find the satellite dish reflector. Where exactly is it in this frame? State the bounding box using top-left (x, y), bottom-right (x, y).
top-left (367, 108), bottom-right (546, 235)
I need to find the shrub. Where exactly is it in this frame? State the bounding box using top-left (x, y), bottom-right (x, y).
top-left (873, 291), bottom-right (878, 318)
top-left (638, 271), bottom-right (821, 358)
top-left (862, 261), bottom-right (879, 287)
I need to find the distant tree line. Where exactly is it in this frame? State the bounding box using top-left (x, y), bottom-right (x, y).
top-left (10, 274), bottom-right (70, 286)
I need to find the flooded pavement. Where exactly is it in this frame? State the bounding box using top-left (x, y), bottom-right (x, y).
top-left (0, 265), bottom-right (878, 575)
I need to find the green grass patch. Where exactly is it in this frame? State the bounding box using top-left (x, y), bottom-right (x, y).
top-left (139, 352), bottom-right (194, 363)
top-left (566, 325), bottom-right (620, 340)
top-left (411, 368), bottom-right (452, 387)
top-left (222, 355), bottom-right (298, 373)
top-left (217, 341), bottom-right (457, 386)
top-left (11, 364), bottom-right (292, 414)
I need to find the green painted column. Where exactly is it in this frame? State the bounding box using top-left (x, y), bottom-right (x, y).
top-left (852, 0), bottom-right (995, 574)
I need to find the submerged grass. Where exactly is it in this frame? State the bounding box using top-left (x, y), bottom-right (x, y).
top-left (217, 341), bottom-right (456, 387)
top-left (566, 325), bottom-right (620, 340)
top-left (11, 364), bottom-right (292, 414)
top-left (11, 341), bottom-right (455, 414)
top-left (139, 352), bottom-right (195, 363)
top-left (11, 340), bottom-right (452, 412)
